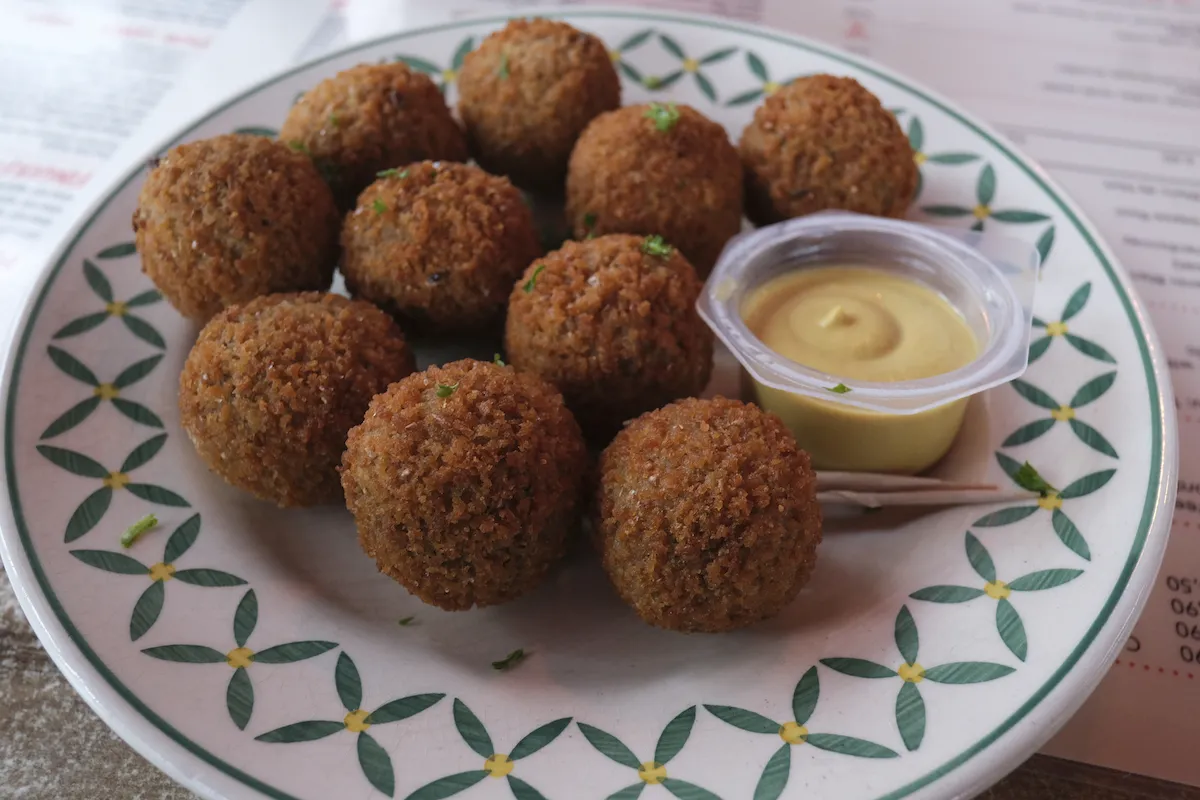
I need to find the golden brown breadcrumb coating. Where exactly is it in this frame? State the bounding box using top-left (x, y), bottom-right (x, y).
top-left (565, 103), bottom-right (742, 276)
top-left (457, 18), bottom-right (620, 191)
top-left (595, 397), bottom-right (821, 632)
top-left (739, 74), bottom-right (918, 224)
top-left (133, 134), bottom-right (339, 321)
top-left (179, 292), bottom-right (414, 507)
top-left (341, 161), bottom-right (542, 332)
top-left (505, 234), bottom-right (712, 440)
top-left (341, 359), bottom-right (587, 610)
top-left (280, 62), bottom-right (468, 209)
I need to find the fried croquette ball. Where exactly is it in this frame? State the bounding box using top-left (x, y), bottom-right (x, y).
top-left (279, 62), bottom-right (469, 209)
top-left (595, 397), bottom-right (821, 633)
top-left (505, 234), bottom-right (713, 440)
top-left (341, 359), bottom-right (588, 610)
top-left (340, 161), bottom-right (542, 332)
top-left (739, 74), bottom-right (918, 225)
top-left (132, 134), bottom-right (339, 321)
top-left (179, 292), bottom-right (414, 507)
top-left (565, 103), bottom-right (742, 276)
top-left (457, 18), bottom-right (620, 192)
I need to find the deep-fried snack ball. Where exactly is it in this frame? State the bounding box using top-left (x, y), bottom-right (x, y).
top-left (595, 397), bottom-right (821, 633)
top-left (279, 62), bottom-right (469, 209)
top-left (739, 74), bottom-right (918, 225)
top-left (133, 134), bottom-right (339, 321)
top-left (565, 103), bottom-right (742, 276)
top-left (457, 18), bottom-right (620, 192)
top-left (179, 292), bottom-right (414, 507)
top-left (505, 234), bottom-right (713, 440)
top-left (341, 359), bottom-right (588, 610)
top-left (341, 161), bottom-right (542, 332)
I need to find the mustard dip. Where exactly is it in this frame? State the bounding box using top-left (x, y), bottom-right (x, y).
top-left (742, 266), bottom-right (979, 473)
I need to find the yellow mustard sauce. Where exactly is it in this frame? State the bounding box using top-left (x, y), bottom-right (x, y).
top-left (741, 266), bottom-right (979, 473)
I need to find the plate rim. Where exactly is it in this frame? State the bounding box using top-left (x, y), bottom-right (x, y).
top-left (0, 7), bottom-right (1178, 800)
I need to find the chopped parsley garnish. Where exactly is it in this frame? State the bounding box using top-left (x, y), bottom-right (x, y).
top-left (497, 52), bottom-right (510, 79)
top-left (329, 112), bottom-right (340, 129)
top-left (493, 353), bottom-right (506, 367)
top-left (376, 167), bottom-right (408, 179)
top-left (286, 139), bottom-right (311, 155)
top-left (372, 198), bottom-right (387, 214)
top-left (583, 212), bottom-right (597, 229)
top-left (397, 616), bottom-right (416, 626)
top-left (435, 382), bottom-right (458, 398)
top-left (523, 263), bottom-right (546, 293)
top-left (640, 235), bottom-right (674, 258)
top-left (121, 514), bottom-right (158, 549)
top-left (828, 383), bottom-right (852, 394)
top-left (1013, 461), bottom-right (1056, 496)
top-left (643, 101), bottom-right (681, 132)
top-left (492, 648), bottom-right (526, 671)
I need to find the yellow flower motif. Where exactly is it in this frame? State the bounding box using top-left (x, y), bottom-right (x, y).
top-left (913, 151), bottom-right (927, 166)
top-left (93, 383), bottom-right (119, 400)
top-left (763, 80), bottom-right (781, 95)
top-left (103, 471), bottom-right (129, 489)
top-left (682, 57), bottom-right (699, 73)
top-left (608, 49), bottom-right (621, 63)
top-left (1051, 405), bottom-right (1075, 421)
top-left (778, 722), bottom-right (808, 745)
top-left (105, 301), bottom-right (127, 317)
top-left (226, 647), bottom-right (254, 668)
top-left (1038, 492), bottom-right (1063, 511)
top-left (343, 709), bottom-right (371, 732)
top-left (984, 580), bottom-right (1011, 600)
top-left (972, 204), bottom-right (990, 220)
top-left (897, 662), bottom-right (925, 683)
top-left (638, 761), bottom-right (667, 784)
top-left (1045, 321), bottom-right (1068, 337)
top-left (485, 753), bottom-right (514, 778)
top-left (441, 68), bottom-right (457, 84)
top-left (148, 562), bottom-right (176, 582)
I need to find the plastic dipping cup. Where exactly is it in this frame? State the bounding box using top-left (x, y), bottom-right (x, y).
top-left (698, 212), bottom-right (1041, 474)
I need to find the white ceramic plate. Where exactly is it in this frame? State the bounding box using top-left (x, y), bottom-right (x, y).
top-left (0, 9), bottom-right (1177, 800)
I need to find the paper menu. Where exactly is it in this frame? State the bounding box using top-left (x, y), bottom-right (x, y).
top-left (0, 0), bottom-right (327, 341)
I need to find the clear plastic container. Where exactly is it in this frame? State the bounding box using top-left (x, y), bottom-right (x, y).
top-left (698, 212), bottom-right (1041, 473)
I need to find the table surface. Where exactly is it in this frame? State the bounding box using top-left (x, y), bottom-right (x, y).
top-left (0, 568), bottom-right (1193, 800)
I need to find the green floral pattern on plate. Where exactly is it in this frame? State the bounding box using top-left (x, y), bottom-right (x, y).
top-left (257, 652), bottom-right (443, 795)
top-left (910, 533), bottom-right (1084, 661)
top-left (2, 13), bottom-right (1163, 800)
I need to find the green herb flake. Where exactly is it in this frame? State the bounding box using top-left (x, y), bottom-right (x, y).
top-left (435, 382), bottom-right (458, 398)
top-left (1013, 461), bottom-right (1057, 496)
top-left (497, 52), bottom-right (510, 79)
top-left (583, 212), bottom-right (597, 230)
top-left (640, 235), bottom-right (674, 258)
top-left (828, 383), bottom-right (852, 394)
top-left (120, 514), bottom-right (159, 549)
top-left (643, 101), bottom-right (681, 132)
top-left (286, 139), bottom-right (311, 155)
top-left (493, 353), bottom-right (506, 367)
top-left (492, 648), bottom-right (527, 671)
top-left (523, 263), bottom-right (546, 293)
top-left (328, 112), bottom-right (340, 129)
top-left (372, 198), bottom-right (387, 214)
top-left (397, 616), bottom-right (416, 626)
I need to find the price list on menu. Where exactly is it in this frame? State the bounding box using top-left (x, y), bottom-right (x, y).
top-left (786, 0), bottom-right (1200, 784)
